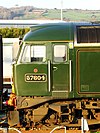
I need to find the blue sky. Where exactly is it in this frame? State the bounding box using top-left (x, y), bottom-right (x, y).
top-left (1, 0), bottom-right (100, 10)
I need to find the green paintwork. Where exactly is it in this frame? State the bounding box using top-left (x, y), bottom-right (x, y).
top-left (23, 23), bottom-right (74, 41)
top-left (52, 63), bottom-right (69, 98)
top-left (14, 63), bottom-right (49, 96)
top-left (52, 63), bottom-right (69, 91)
top-left (76, 48), bottom-right (100, 94)
top-left (13, 22), bottom-right (100, 98)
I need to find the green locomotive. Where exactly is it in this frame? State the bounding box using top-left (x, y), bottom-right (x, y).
top-left (8, 22), bottom-right (100, 129)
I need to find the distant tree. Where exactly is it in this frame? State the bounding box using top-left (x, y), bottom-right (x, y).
top-left (0, 27), bottom-right (30, 38)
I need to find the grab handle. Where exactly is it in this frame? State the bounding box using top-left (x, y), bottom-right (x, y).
top-left (48, 60), bottom-right (51, 92)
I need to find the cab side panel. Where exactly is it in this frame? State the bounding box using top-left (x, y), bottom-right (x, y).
top-left (14, 64), bottom-right (48, 96)
top-left (76, 48), bottom-right (100, 96)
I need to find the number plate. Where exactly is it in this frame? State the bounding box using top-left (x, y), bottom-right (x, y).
top-left (25, 74), bottom-right (47, 82)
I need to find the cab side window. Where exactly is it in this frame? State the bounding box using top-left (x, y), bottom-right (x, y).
top-left (31, 46), bottom-right (46, 62)
top-left (54, 45), bottom-right (67, 62)
top-left (21, 45), bottom-right (30, 62)
top-left (21, 45), bottom-right (46, 62)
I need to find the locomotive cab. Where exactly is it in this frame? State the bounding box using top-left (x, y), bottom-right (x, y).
top-left (10, 23), bottom-right (100, 129)
top-left (13, 23), bottom-right (73, 98)
top-left (13, 42), bottom-right (71, 98)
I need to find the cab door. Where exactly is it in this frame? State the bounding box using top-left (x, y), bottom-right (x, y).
top-left (14, 44), bottom-right (48, 96)
top-left (52, 43), bottom-right (70, 98)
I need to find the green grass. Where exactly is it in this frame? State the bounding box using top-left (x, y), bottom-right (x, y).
top-left (15, 8), bottom-right (100, 22)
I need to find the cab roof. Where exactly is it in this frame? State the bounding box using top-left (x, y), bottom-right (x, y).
top-left (23, 23), bottom-right (74, 42)
top-left (23, 22), bottom-right (100, 42)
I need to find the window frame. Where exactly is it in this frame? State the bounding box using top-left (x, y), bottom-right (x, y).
top-left (20, 44), bottom-right (46, 63)
top-left (53, 44), bottom-right (67, 63)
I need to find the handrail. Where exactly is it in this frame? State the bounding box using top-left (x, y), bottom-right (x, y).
top-left (48, 60), bottom-right (51, 92)
top-left (69, 60), bottom-right (72, 92)
top-left (0, 127), bottom-right (22, 133)
top-left (50, 126), bottom-right (66, 133)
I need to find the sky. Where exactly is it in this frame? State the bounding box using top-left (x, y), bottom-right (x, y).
top-left (0, 0), bottom-right (100, 10)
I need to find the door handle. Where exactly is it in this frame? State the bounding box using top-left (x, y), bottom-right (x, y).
top-left (53, 66), bottom-right (58, 71)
